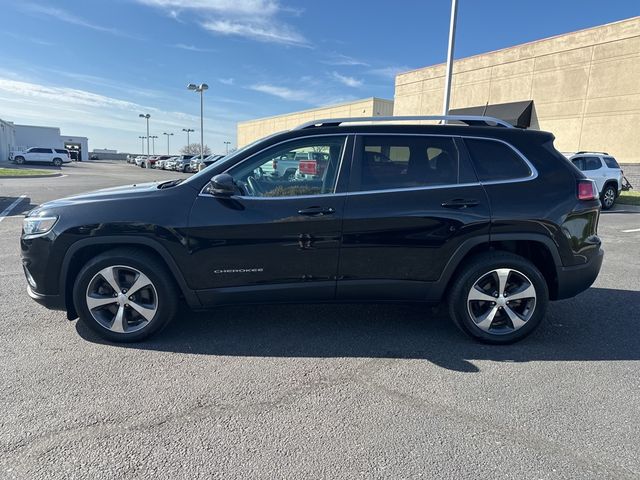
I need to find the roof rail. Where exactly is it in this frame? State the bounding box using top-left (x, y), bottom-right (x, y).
top-left (292, 115), bottom-right (514, 130)
top-left (574, 151), bottom-right (609, 155)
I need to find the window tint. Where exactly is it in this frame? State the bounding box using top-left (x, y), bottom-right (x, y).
top-left (465, 139), bottom-right (531, 182)
top-left (32, 148), bottom-right (52, 153)
top-left (356, 136), bottom-right (461, 191)
top-left (582, 156), bottom-right (602, 171)
top-left (228, 136), bottom-right (346, 197)
top-left (55, 149), bottom-right (69, 154)
top-left (603, 156), bottom-right (620, 169)
top-left (571, 158), bottom-right (584, 171)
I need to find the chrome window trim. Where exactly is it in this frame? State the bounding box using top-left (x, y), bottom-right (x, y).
top-left (199, 133), bottom-right (350, 198)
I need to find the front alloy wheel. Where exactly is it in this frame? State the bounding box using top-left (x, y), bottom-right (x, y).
top-left (74, 249), bottom-right (178, 342)
top-left (85, 266), bottom-right (158, 334)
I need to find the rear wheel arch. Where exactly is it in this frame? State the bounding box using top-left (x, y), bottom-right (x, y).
top-left (61, 238), bottom-right (200, 318)
top-left (441, 236), bottom-right (560, 301)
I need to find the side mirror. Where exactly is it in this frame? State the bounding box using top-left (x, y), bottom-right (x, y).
top-left (208, 173), bottom-right (235, 197)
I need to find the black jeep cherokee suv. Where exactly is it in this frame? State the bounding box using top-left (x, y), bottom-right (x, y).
top-left (20, 116), bottom-right (603, 344)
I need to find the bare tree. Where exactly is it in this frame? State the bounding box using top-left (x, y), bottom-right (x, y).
top-left (180, 143), bottom-right (211, 156)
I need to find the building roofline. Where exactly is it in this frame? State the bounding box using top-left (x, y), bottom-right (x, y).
top-left (396, 15), bottom-right (640, 79)
top-left (238, 97), bottom-right (393, 125)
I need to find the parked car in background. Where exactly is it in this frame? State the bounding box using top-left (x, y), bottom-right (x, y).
top-left (10, 147), bottom-right (71, 167)
top-left (134, 156), bottom-right (148, 167)
top-left (156, 156), bottom-right (175, 170)
top-left (569, 151), bottom-right (630, 209)
top-left (146, 155), bottom-right (171, 169)
top-left (21, 115), bottom-right (604, 344)
top-left (172, 155), bottom-right (194, 172)
top-left (90, 154), bottom-right (99, 160)
top-left (190, 154), bottom-right (224, 172)
top-left (260, 152), bottom-right (299, 179)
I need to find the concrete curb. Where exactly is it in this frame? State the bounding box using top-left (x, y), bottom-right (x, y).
top-left (0, 172), bottom-right (63, 179)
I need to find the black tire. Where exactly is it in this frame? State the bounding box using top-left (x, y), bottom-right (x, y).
top-left (15, 156), bottom-right (25, 165)
top-left (600, 184), bottom-right (617, 210)
top-left (448, 252), bottom-right (549, 344)
top-left (52, 158), bottom-right (62, 167)
top-left (73, 248), bottom-right (178, 342)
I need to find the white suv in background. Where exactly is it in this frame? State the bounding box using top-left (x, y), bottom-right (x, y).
top-left (569, 152), bottom-right (625, 209)
top-left (10, 147), bottom-right (71, 167)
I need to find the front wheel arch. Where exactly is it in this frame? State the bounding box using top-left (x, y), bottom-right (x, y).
top-left (61, 239), bottom-right (200, 318)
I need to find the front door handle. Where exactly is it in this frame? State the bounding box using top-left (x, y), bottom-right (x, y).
top-left (298, 206), bottom-right (335, 217)
top-left (441, 198), bottom-right (479, 209)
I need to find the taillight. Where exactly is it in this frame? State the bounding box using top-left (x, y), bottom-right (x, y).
top-left (577, 179), bottom-right (597, 201)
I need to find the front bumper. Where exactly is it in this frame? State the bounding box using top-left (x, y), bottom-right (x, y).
top-left (555, 248), bottom-right (604, 299)
top-left (27, 285), bottom-right (65, 311)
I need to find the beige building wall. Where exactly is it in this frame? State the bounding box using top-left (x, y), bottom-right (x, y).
top-left (237, 97), bottom-right (394, 147)
top-left (394, 17), bottom-right (640, 163)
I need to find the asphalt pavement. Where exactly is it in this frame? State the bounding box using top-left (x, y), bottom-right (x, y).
top-left (1, 161), bottom-right (639, 479)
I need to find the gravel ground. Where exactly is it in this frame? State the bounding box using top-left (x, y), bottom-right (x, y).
top-left (1, 161), bottom-right (639, 479)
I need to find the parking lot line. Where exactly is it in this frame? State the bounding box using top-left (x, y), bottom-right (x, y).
top-left (622, 227), bottom-right (640, 233)
top-left (0, 194), bottom-right (26, 224)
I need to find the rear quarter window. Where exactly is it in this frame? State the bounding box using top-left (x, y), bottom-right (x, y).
top-left (464, 138), bottom-right (531, 182)
top-left (603, 157), bottom-right (620, 169)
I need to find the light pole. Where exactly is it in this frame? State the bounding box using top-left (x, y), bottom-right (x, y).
top-left (163, 132), bottom-right (174, 155)
top-left (138, 136), bottom-right (146, 155)
top-left (223, 141), bottom-right (231, 155)
top-left (139, 113), bottom-right (150, 156)
top-left (187, 83), bottom-right (208, 158)
top-left (442, 0), bottom-right (458, 120)
top-left (182, 128), bottom-right (195, 151)
top-left (149, 135), bottom-right (158, 155)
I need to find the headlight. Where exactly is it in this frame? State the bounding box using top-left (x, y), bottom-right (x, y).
top-left (23, 215), bottom-right (58, 239)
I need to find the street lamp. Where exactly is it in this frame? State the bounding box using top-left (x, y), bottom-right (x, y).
top-left (187, 83), bottom-right (208, 158)
top-left (163, 132), bottom-right (174, 155)
top-left (182, 128), bottom-right (195, 150)
top-left (442, 0), bottom-right (458, 119)
top-left (139, 113), bottom-right (150, 156)
top-left (223, 141), bottom-right (231, 155)
top-left (138, 136), bottom-right (146, 155)
top-left (149, 135), bottom-right (158, 155)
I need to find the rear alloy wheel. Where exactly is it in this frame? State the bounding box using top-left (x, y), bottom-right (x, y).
top-left (74, 249), bottom-right (178, 342)
top-left (448, 252), bottom-right (548, 344)
top-left (52, 158), bottom-right (62, 167)
top-left (15, 156), bottom-right (25, 165)
top-left (601, 185), bottom-right (616, 210)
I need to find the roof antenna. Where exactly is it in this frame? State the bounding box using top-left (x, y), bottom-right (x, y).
top-left (482, 101), bottom-right (489, 116)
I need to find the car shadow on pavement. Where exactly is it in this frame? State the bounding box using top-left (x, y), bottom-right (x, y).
top-left (76, 287), bottom-right (640, 372)
top-left (0, 196), bottom-right (38, 215)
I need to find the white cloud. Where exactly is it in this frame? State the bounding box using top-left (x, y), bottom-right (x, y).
top-left (368, 65), bottom-right (411, 79)
top-left (322, 54), bottom-right (369, 67)
top-left (136, 0), bottom-right (280, 15)
top-left (249, 84), bottom-right (310, 102)
top-left (172, 43), bottom-right (216, 52)
top-left (218, 77), bottom-right (235, 85)
top-left (202, 19), bottom-right (307, 46)
top-left (24, 4), bottom-right (134, 38)
top-left (0, 77), bottom-right (237, 153)
top-left (331, 72), bottom-right (362, 88)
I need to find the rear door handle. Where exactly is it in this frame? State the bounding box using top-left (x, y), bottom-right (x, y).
top-left (298, 206), bottom-right (335, 216)
top-left (441, 198), bottom-right (479, 209)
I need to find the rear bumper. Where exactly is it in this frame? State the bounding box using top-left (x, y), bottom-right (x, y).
top-left (555, 248), bottom-right (604, 299)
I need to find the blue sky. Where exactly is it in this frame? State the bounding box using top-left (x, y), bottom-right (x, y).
top-left (0, 0), bottom-right (637, 154)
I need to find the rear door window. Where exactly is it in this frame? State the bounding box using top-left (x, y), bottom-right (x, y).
top-left (353, 135), bottom-right (471, 192)
top-left (582, 156), bottom-right (602, 171)
top-left (464, 138), bottom-right (531, 182)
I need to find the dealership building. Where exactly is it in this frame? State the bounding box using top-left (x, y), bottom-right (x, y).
top-left (0, 119), bottom-right (89, 161)
top-left (237, 16), bottom-right (639, 163)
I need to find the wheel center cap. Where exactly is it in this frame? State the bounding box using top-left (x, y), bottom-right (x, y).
top-left (117, 293), bottom-right (128, 306)
top-left (496, 296), bottom-right (507, 307)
